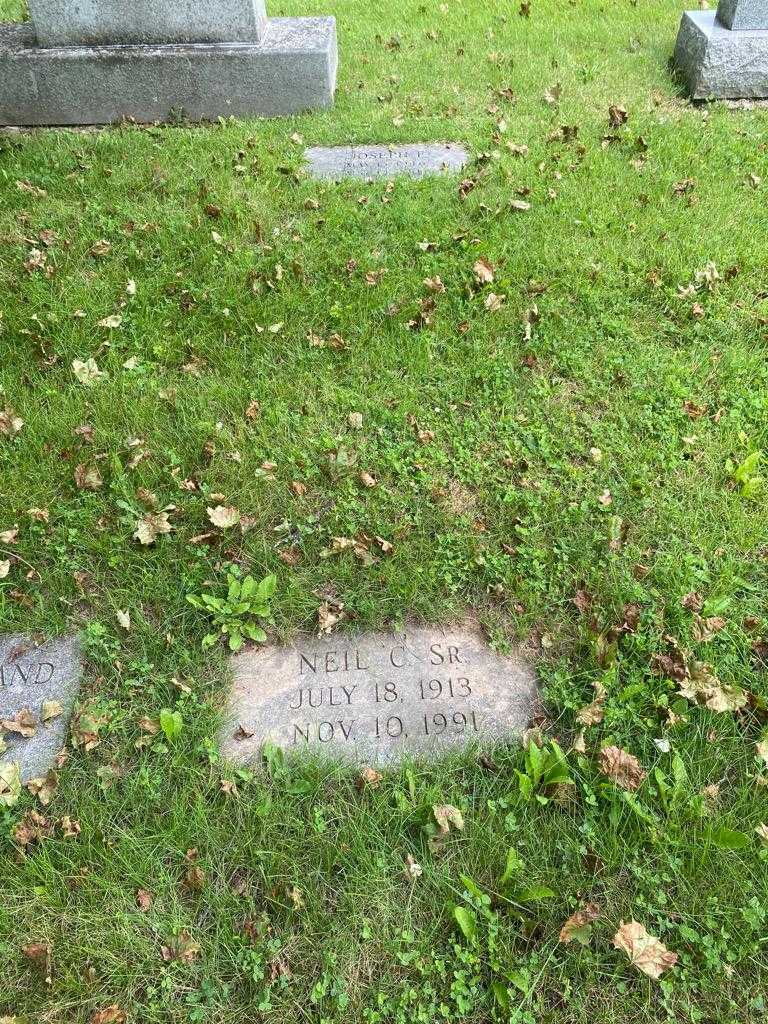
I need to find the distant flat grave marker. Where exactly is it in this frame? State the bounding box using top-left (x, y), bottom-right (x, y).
top-left (219, 624), bottom-right (538, 767)
top-left (0, 634), bottom-right (81, 782)
top-left (304, 143), bottom-right (469, 180)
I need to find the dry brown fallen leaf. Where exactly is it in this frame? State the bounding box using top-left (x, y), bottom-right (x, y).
top-left (22, 942), bottom-right (52, 983)
top-left (184, 863), bottom-right (206, 891)
top-left (70, 710), bottom-right (105, 751)
top-left (133, 511), bottom-right (172, 545)
top-left (559, 902), bottom-right (601, 944)
top-left (89, 239), bottom-right (112, 258)
top-left (0, 407), bottom-right (24, 437)
top-left (2, 708), bottom-right (37, 737)
top-left (90, 1006), bottom-right (127, 1024)
top-left (573, 588), bottom-right (592, 614)
top-left (598, 746), bottom-right (646, 791)
top-left (433, 804), bottom-right (465, 834)
top-left (692, 614), bottom-right (726, 642)
top-left (207, 505), bottom-right (241, 529)
top-left (279, 546), bottom-right (301, 566)
top-left (576, 681), bottom-right (607, 726)
top-left (16, 178), bottom-right (47, 198)
top-left (40, 700), bottom-right (63, 723)
top-left (357, 766), bottom-right (383, 790)
top-left (288, 886), bottom-right (305, 910)
top-left (317, 600), bottom-right (346, 635)
top-left (423, 275), bottom-right (445, 293)
top-left (60, 816), bottom-right (81, 838)
top-left (613, 920), bottom-right (678, 979)
top-left (572, 731), bottom-right (587, 753)
top-left (678, 663), bottom-right (747, 713)
top-left (405, 853), bottom-right (423, 880)
top-left (24, 247), bottom-right (47, 274)
top-left (136, 888), bottom-right (152, 911)
top-left (28, 506), bottom-right (49, 524)
top-left (13, 808), bottom-right (52, 846)
top-left (74, 463), bottom-right (103, 491)
top-left (72, 358), bottom-right (108, 387)
top-left (473, 257), bottom-right (495, 285)
top-left (161, 930), bottom-right (201, 963)
top-left (26, 770), bottom-right (58, 806)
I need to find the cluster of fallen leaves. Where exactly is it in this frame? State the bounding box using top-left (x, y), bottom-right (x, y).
top-left (14, 807), bottom-right (80, 848)
top-left (0, 703), bottom-right (65, 807)
top-left (651, 634), bottom-right (748, 713)
top-left (1, 384), bottom-right (404, 633)
top-left (320, 534), bottom-right (393, 568)
top-left (568, 578), bottom-right (763, 800)
top-left (559, 908), bottom-right (677, 978)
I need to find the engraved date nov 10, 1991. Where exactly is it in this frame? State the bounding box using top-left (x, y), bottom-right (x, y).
top-left (291, 708), bottom-right (481, 747)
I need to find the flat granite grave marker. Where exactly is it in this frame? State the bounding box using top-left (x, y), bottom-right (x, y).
top-left (305, 143), bottom-right (469, 180)
top-left (674, 0), bottom-right (768, 98)
top-left (0, 634), bottom-right (82, 783)
top-left (219, 624), bottom-right (538, 767)
top-left (0, 0), bottom-right (337, 125)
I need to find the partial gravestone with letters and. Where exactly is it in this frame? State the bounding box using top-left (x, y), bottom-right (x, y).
top-left (219, 624), bottom-right (538, 768)
top-left (0, 634), bottom-right (82, 785)
top-left (0, 0), bottom-right (337, 126)
top-left (674, 0), bottom-right (768, 98)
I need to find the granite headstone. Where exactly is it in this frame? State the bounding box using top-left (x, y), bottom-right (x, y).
top-left (716, 0), bottom-right (765, 31)
top-left (0, 0), bottom-right (337, 125)
top-left (674, 0), bottom-right (768, 98)
top-left (28, 0), bottom-right (268, 47)
top-left (0, 634), bottom-right (81, 783)
top-left (219, 624), bottom-right (538, 767)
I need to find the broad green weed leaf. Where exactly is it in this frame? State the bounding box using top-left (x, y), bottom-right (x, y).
top-left (453, 905), bottom-right (477, 942)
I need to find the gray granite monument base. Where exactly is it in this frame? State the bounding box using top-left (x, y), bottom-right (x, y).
top-left (674, 11), bottom-right (768, 99)
top-left (0, 17), bottom-right (337, 126)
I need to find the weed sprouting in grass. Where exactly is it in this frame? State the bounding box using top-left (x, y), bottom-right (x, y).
top-left (187, 569), bottom-right (276, 651)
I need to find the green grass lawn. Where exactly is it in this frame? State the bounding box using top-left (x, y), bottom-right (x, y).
top-left (1, 0), bottom-right (768, 1020)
